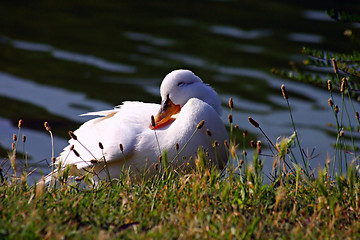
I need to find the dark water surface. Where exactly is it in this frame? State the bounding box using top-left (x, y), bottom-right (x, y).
top-left (1, 1), bottom-right (360, 182)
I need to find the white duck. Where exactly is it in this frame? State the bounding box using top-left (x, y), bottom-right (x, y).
top-left (45, 69), bottom-right (228, 183)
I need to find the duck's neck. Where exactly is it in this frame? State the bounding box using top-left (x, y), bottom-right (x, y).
top-left (200, 87), bottom-right (222, 116)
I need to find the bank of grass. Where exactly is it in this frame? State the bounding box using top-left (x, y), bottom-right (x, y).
top-left (1, 151), bottom-right (360, 239)
top-left (2, 77), bottom-right (360, 240)
top-left (2, 15), bottom-right (360, 237)
top-left (1, 80), bottom-right (360, 239)
top-left (2, 86), bottom-right (360, 239)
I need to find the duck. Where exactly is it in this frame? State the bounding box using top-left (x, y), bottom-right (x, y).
top-left (44, 69), bottom-right (228, 184)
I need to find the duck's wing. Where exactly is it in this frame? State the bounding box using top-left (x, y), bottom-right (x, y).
top-left (56, 101), bottom-right (159, 170)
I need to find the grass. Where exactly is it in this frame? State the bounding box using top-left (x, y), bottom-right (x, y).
top-left (1, 75), bottom-right (360, 240)
top-left (2, 68), bottom-right (360, 239)
top-left (1, 76), bottom-right (360, 239)
top-left (2, 20), bottom-right (360, 236)
top-left (1, 153), bottom-right (360, 239)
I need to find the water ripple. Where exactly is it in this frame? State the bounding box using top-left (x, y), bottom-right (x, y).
top-left (125, 32), bottom-right (175, 47)
top-left (303, 10), bottom-right (332, 22)
top-left (6, 38), bottom-right (137, 73)
top-left (211, 25), bottom-right (272, 39)
top-left (288, 32), bottom-right (323, 43)
top-left (0, 72), bottom-right (113, 122)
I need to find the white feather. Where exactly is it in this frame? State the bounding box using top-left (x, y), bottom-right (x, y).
top-left (44, 69), bottom-right (228, 184)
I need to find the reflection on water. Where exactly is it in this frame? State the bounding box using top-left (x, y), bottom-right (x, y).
top-left (303, 10), bottom-right (332, 21)
top-left (8, 38), bottom-right (137, 73)
top-left (0, 1), bottom-right (359, 178)
top-left (287, 32), bottom-right (323, 43)
top-left (0, 72), bottom-right (112, 122)
top-left (211, 25), bottom-right (272, 40)
top-left (125, 32), bottom-right (175, 47)
top-left (235, 44), bottom-right (264, 54)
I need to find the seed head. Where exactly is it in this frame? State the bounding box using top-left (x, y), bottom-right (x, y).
top-left (13, 134), bottom-right (17, 142)
top-left (119, 144), bottom-right (124, 152)
top-left (52, 157), bottom-right (56, 163)
top-left (331, 58), bottom-right (338, 75)
top-left (206, 129), bottom-right (212, 137)
top-left (175, 143), bottom-right (179, 151)
top-left (99, 142), bottom-right (104, 150)
top-left (18, 119), bottom-right (23, 128)
top-left (44, 122), bottom-right (51, 132)
top-left (356, 112), bottom-right (359, 121)
top-left (22, 135), bottom-right (26, 143)
top-left (230, 142), bottom-right (238, 159)
top-left (213, 140), bottom-right (219, 148)
top-left (344, 29), bottom-right (352, 37)
top-left (234, 124), bottom-right (239, 129)
top-left (70, 145), bottom-right (74, 151)
top-left (73, 149), bottom-right (80, 157)
top-left (197, 120), bottom-right (205, 129)
top-left (154, 163), bottom-right (159, 171)
top-left (224, 140), bottom-right (230, 149)
top-left (239, 159), bottom-right (244, 167)
top-left (12, 142), bottom-right (15, 151)
top-left (228, 98), bottom-right (234, 109)
top-left (327, 80), bottom-right (332, 91)
top-left (328, 98), bottom-right (334, 107)
top-left (281, 84), bottom-right (288, 99)
top-left (68, 131), bottom-right (77, 140)
top-left (243, 130), bottom-right (248, 137)
top-left (250, 140), bottom-right (255, 148)
top-left (151, 115), bottom-right (156, 128)
top-left (228, 114), bottom-right (233, 124)
top-left (158, 155), bottom-right (162, 163)
top-left (248, 117), bottom-right (259, 128)
top-left (257, 140), bottom-right (262, 154)
top-left (90, 159), bottom-right (98, 164)
top-left (340, 78), bottom-right (348, 92)
top-left (75, 175), bottom-right (85, 182)
top-left (327, 158), bottom-right (330, 169)
top-left (334, 105), bottom-right (339, 114)
top-left (340, 130), bottom-right (344, 137)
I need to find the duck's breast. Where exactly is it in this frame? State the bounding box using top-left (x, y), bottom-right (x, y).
top-left (133, 98), bottom-right (228, 173)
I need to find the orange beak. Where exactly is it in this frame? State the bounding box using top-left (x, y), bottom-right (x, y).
top-left (150, 96), bottom-right (181, 130)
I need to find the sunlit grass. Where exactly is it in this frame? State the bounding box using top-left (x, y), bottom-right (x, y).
top-left (1, 145), bottom-right (360, 239)
top-left (2, 9), bottom-right (360, 236)
top-left (1, 75), bottom-right (360, 239)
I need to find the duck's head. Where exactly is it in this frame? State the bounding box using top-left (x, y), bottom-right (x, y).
top-left (151, 69), bottom-right (222, 129)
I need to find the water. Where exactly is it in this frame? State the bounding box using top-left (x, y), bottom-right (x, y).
top-left (1, 1), bottom-right (359, 183)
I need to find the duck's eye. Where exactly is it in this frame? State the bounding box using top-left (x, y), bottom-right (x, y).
top-left (177, 82), bottom-right (185, 87)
